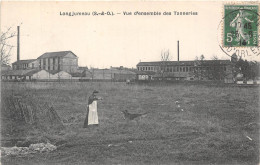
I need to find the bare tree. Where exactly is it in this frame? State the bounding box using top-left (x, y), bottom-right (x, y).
top-left (1, 27), bottom-right (16, 65)
top-left (193, 55), bottom-right (206, 80)
top-left (159, 49), bottom-right (171, 80)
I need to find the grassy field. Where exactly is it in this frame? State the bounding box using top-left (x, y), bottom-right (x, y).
top-left (1, 81), bottom-right (259, 165)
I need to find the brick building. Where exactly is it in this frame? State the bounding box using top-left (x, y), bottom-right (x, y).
top-left (12, 59), bottom-right (39, 70)
top-left (37, 51), bottom-right (78, 73)
top-left (137, 60), bottom-right (232, 80)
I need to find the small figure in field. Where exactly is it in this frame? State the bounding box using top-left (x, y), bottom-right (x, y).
top-left (83, 90), bottom-right (102, 128)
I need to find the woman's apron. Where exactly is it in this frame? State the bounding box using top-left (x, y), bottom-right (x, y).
top-left (88, 100), bottom-right (99, 125)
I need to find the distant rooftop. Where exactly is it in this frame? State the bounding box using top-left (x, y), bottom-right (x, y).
top-left (137, 60), bottom-right (231, 66)
top-left (12, 59), bottom-right (37, 65)
top-left (37, 51), bottom-right (77, 59)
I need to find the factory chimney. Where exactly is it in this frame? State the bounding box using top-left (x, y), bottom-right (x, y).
top-left (17, 26), bottom-right (20, 61)
top-left (177, 40), bottom-right (179, 61)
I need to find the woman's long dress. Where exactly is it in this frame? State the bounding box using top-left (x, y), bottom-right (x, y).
top-left (83, 95), bottom-right (99, 128)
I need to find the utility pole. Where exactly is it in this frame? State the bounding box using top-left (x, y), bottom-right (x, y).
top-left (177, 40), bottom-right (179, 61)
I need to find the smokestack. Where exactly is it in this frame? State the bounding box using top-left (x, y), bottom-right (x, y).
top-left (17, 26), bottom-right (20, 61)
top-left (177, 40), bottom-right (179, 61)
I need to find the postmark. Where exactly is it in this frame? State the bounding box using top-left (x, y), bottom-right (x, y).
top-left (218, 3), bottom-right (260, 59)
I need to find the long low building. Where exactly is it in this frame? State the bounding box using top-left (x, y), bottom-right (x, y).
top-left (136, 60), bottom-right (232, 80)
top-left (1, 69), bottom-right (73, 81)
top-left (1, 68), bottom-right (137, 81)
top-left (89, 69), bottom-right (136, 81)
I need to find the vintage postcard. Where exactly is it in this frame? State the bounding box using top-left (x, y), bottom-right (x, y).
top-left (0, 1), bottom-right (259, 165)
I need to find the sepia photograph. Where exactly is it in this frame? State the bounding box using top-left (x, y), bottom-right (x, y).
top-left (0, 1), bottom-right (259, 164)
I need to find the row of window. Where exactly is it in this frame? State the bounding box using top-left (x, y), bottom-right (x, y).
top-left (39, 58), bottom-right (61, 70)
top-left (137, 66), bottom-right (227, 72)
top-left (137, 66), bottom-right (193, 72)
top-left (13, 63), bottom-right (35, 70)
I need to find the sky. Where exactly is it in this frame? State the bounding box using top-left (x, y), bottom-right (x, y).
top-left (1, 1), bottom-right (259, 68)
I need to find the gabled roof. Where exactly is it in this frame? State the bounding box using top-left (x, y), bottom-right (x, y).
top-left (12, 59), bottom-right (37, 65)
top-left (71, 70), bottom-right (92, 77)
top-left (37, 51), bottom-right (77, 59)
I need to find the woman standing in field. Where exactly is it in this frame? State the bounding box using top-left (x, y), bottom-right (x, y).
top-left (83, 90), bottom-right (102, 128)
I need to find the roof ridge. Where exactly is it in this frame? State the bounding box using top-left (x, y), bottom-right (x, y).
top-left (43, 50), bottom-right (72, 54)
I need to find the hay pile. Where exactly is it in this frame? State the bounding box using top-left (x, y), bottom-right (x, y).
top-left (1, 143), bottom-right (57, 156)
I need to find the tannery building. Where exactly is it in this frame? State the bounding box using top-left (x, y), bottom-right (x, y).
top-left (136, 60), bottom-right (232, 81)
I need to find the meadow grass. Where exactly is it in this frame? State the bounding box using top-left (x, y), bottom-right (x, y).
top-left (1, 81), bottom-right (259, 165)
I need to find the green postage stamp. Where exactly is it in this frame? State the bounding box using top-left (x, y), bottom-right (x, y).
top-left (224, 5), bottom-right (259, 47)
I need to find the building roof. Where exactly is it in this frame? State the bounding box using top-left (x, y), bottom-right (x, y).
top-left (90, 69), bottom-right (136, 75)
top-left (70, 70), bottom-right (92, 77)
top-left (2, 69), bottom-right (36, 76)
top-left (78, 66), bottom-right (88, 70)
top-left (137, 60), bottom-right (231, 66)
top-left (12, 59), bottom-right (37, 65)
top-left (24, 69), bottom-right (43, 76)
top-left (196, 60), bottom-right (231, 66)
top-left (37, 51), bottom-right (77, 59)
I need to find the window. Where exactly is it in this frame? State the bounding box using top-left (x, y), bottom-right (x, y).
top-left (32, 63), bottom-right (34, 69)
top-left (58, 57), bottom-right (60, 70)
top-left (180, 67), bottom-right (182, 72)
top-left (48, 58), bottom-right (50, 70)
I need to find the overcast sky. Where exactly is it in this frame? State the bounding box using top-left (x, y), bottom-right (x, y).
top-left (1, 1), bottom-right (259, 68)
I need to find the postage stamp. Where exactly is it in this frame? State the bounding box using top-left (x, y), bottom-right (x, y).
top-left (223, 5), bottom-right (259, 47)
top-left (218, 3), bottom-right (260, 58)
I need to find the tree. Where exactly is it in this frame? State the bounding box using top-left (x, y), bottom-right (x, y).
top-left (208, 57), bottom-right (225, 80)
top-left (159, 49), bottom-right (171, 80)
top-left (250, 61), bottom-right (260, 79)
top-left (1, 27), bottom-right (16, 65)
top-left (193, 55), bottom-right (206, 80)
top-left (234, 57), bottom-right (259, 80)
top-left (200, 54), bottom-right (205, 61)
